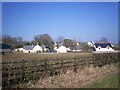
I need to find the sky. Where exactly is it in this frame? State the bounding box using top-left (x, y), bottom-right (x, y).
top-left (2, 2), bottom-right (118, 43)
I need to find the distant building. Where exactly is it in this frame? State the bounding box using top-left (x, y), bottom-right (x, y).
top-left (57, 45), bottom-right (67, 53)
top-left (69, 46), bottom-right (82, 52)
top-left (23, 45), bottom-right (42, 53)
top-left (19, 48), bottom-right (24, 52)
top-left (87, 41), bottom-right (95, 47)
top-left (54, 42), bottom-right (82, 53)
top-left (66, 47), bottom-right (71, 52)
top-left (92, 43), bottom-right (114, 52)
top-left (54, 47), bottom-right (58, 52)
top-left (15, 47), bottom-right (23, 52)
top-left (0, 42), bottom-right (11, 54)
top-left (41, 44), bottom-right (49, 52)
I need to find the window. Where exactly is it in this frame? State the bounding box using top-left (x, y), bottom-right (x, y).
top-left (98, 46), bottom-right (101, 49)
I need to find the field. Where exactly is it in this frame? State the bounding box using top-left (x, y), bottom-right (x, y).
top-left (2, 52), bottom-right (119, 88)
top-left (2, 52), bottom-right (92, 61)
top-left (14, 63), bottom-right (119, 88)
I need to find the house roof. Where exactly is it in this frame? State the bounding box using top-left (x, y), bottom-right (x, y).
top-left (23, 45), bottom-right (35, 50)
top-left (94, 43), bottom-right (112, 48)
top-left (69, 46), bottom-right (81, 50)
top-left (0, 43), bottom-right (11, 49)
top-left (41, 45), bottom-right (46, 49)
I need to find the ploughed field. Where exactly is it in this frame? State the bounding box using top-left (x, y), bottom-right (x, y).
top-left (2, 52), bottom-right (92, 61)
top-left (2, 52), bottom-right (119, 88)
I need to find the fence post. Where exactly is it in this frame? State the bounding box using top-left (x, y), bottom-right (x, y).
top-left (60, 60), bottom-right (64, 74)
top-left (20, 59), bottom-right (25, 83)
top-left (93, 54), bottom-right (96, 67)
top-left (85, 57), bottom-right (89, 68)
top-left (7, 65), bottom-right (11, 87)
top-left (44, 58), bottom-right (48, 78)
top-left (73, 57), bottom-right (77, 73)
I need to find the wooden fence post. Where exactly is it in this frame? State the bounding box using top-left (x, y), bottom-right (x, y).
top-left (93, 54), bottom-right (96, 67)
top-left (73, 57), bottom-right (77, 73)
top-left (60, 60), bottom-right (64, 74)
top-left (44, 58), bottom-right (48, 78)
top-left (85, 57), bottom-right (89, 68)
top-left (7, 65), bottom-right (10, 87)
top-left (20, 59), bottom-right (25, 83)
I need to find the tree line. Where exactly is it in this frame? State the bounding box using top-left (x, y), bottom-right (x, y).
top-left (2, 34), bottom-right (119, 51)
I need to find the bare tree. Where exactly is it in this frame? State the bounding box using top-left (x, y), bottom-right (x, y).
top-left (55, 36), bottom-right (65, 44)
top-left (63, 39), bottom-right (76, 47)
top-left (99, 37), bottom-right (108, 43)
top-left (33, 34), bottom-right (54, 51)
top-left (2, 35), bottom-right (24, 48)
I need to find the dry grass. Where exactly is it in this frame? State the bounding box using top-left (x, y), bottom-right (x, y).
top-left (2, 52), bottom-right (92, 61)
top-left (15, 64), bottom-right (117, 88)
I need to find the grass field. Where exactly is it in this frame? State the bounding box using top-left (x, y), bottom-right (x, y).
top-left (2, 52), bottom-right (92, 61)
top-left (86, 72), bottom-right (118, 88)
top-left (85, 63), bottom-right (119, 88)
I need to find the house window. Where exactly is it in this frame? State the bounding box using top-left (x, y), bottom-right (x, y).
top-left (36, 50), bottom-right (41, 53)
top-left (98, 46), bottom-right (101, 49)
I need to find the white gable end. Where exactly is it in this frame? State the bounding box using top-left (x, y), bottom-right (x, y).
top-left (33, 45), bottom-right (42, 52)
top-left (57, 46), bottom-right (67, 53)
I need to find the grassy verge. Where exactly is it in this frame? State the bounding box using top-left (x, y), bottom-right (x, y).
top-left (86, 72), bottom-right (118, 88)
top-left (86, 70), bottom-right (118, 88)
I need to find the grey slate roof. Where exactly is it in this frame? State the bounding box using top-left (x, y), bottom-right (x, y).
top-left (94, 43), bottom-right (112, 48)
top-left (69, 46), bottom-right (81, 50)
top-left (0, 43), bottom-right (11, 49)
top-left (23, 45), bottom-right (35, 50)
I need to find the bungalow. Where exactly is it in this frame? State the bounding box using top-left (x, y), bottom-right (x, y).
top-left (19, 48), bottom-right (24, 52)
top-left (23, 45), bottom-right (42, 53)
top-left (0, 42), bottom-right (11, 54)
top-left (57, 45), bottom-right (67, 53)
top-left (69, 46), bottom-right (82, 52)
top-left (92, 43), bottom-right (114, 52)
top-left (41, 44), bottom-right (49, 52)
top-left (15, 47), bottom-right (23, 52)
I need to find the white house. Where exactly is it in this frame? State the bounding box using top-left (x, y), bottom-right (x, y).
top-left (87, 41), bottom-right (95, 47)
top-left (41, 44), bottom-right (49, 52)
top-left (19, 48), bottom-right (24, 52)
top-left (57, 45), bottom-right (67, 53)
top-left (15, 47), bottom-right (23, 52)
top-left (33, 45), bottom-right (42, 53)
top-left (92, 43), bottom-right (114, 52)
top-left (68, 46), bottom-right (82, 52)
top-left (15, 48), bottom-right (19, 52)
top-left (54, 47), bottom-right (58, 51)
top-left (23, 45), bottom-right (42, 53)
top-left (66, 47), bottom-right (71, 52)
